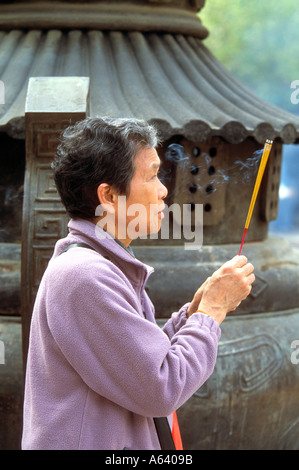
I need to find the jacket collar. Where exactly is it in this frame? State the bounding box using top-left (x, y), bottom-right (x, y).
top-left (54, 218), bottom-right (154, 289)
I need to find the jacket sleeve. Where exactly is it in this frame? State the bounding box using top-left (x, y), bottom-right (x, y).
top-left (46, 253), bottom-right (221, 418)
top-left (162, 303), bottom-right (190, 339)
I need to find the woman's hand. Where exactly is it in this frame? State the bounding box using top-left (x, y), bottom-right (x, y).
top-left (187, 255), bottom-right (255, 325)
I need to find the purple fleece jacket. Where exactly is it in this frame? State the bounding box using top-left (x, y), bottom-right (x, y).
top-left (22, 219), bottom-right (221, 450)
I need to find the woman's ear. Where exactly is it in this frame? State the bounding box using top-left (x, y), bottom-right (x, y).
top-left (96, 183), bottom-right (118, 213)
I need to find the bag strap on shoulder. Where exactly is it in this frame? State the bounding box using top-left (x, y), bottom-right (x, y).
top-left (60, 242), bottom-right (96, 254)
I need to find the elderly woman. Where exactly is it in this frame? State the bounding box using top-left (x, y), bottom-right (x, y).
top-left (22, 117), bottom-right (255, 450)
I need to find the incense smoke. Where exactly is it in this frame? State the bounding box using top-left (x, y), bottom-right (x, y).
top-left (162, 143), bottom-right (263, 197)
top-left (165, 143), bottom-right (189, 164)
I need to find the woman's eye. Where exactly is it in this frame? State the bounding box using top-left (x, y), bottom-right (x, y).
top-left (148, 169), bottom-right (160, 181)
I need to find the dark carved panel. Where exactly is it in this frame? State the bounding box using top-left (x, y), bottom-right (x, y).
top-left (35, 164), bottom-right (61, 202)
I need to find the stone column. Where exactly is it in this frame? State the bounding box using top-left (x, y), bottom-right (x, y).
top-left (21, 77), bottom-right (89, 367)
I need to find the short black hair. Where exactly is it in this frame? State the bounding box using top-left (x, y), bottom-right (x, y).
top-left (51, 116), bottom-right (159, 219)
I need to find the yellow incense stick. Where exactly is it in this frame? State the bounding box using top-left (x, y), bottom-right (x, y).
top-left (239, 139), bottom-right (273, 255)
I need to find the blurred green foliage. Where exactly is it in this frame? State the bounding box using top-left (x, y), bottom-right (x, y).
top-left (199, 0), bottom-right (299, 113)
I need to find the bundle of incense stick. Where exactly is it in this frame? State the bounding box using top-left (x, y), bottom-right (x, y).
top-left (239, 139), bottom-right (273, 255)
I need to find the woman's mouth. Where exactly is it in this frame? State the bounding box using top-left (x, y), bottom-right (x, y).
top-left (158, 206), bottom-right (165, 219)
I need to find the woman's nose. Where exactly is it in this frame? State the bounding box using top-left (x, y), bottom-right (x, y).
top-left (158, 180), bottom-right (168, 200)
